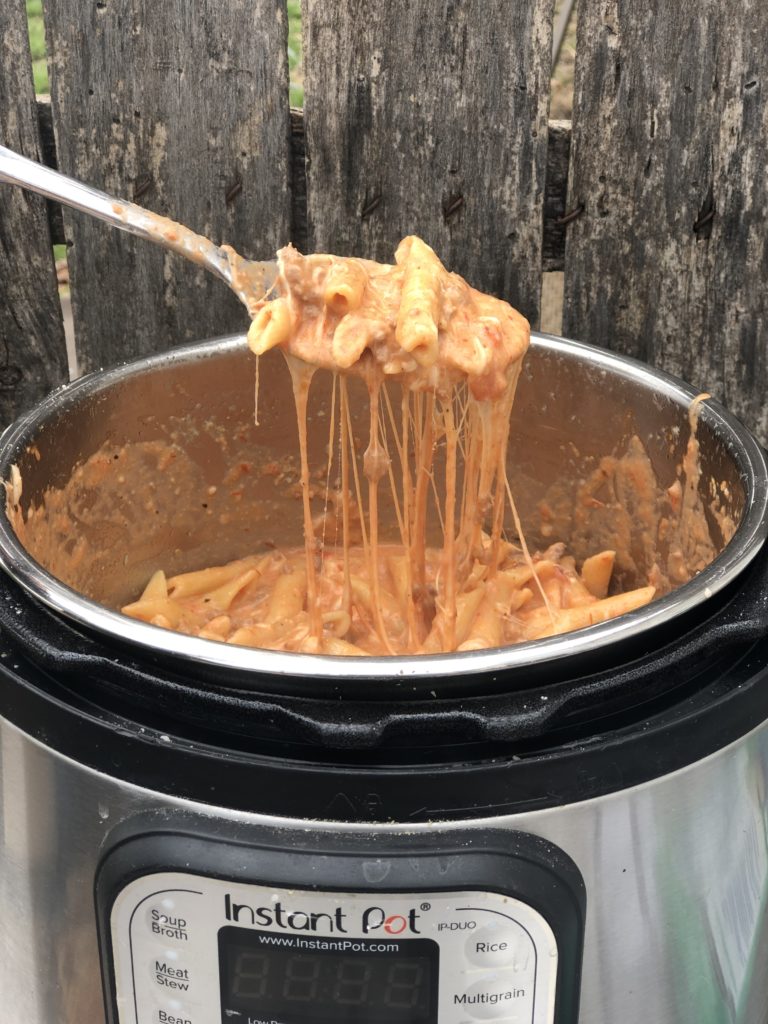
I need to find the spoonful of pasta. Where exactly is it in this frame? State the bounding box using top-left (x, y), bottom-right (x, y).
top-left (0, 144), bottom-right (275, 314)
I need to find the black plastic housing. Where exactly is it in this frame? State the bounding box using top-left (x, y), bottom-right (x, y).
top-left (96, 827), bottom-right (586, 1024)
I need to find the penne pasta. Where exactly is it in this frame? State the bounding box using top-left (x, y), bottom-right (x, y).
top-left (529, 586), bottom-right (656, 640)
top-left (457, 572), bottom-right (526, 652)
top-left (198, 615), bottom-right (231, 641)
top-left (141, 569), bottom-right (168, 601)
top-left (581, 550), bottom-right (616, 599)
top-left (247, 297), bottom-right (293, 355)
top-left (350, 575), bottom-right (401, 622)
top-left (121, 596), bottom-right (182, 628)
top-left (331, 315), bottom-right (375, 369)
top-left (323, 261), bottom-right (367, 315)
top-left (322, 609), bottom-right (352, 638)
top-left (168, 559), bottom-right (257, 599)
top-left (321, 637), bottom-right (369, 656)
top-left (265, 569), bottom-right (307, 625)
top-left (127, 542), bottom-right (659, 654)
top-left (453, 587), bottom-right (486, 648)
top-left (229, 624), bottom-right (275, 647)
top-left (394, 236), bottom-right (442, 367)
top-left (203, 569), bottom-right (258, 613)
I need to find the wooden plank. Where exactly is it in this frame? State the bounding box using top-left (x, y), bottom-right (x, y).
top-left (564, 0), bottom-right (768, 443)
top-left (302, 0), bottom-right (555, 325)
top-left (40, 99), bottom-right (574, 272)
top-left (0, 0), bottom-right (67, 426)
top-left (44, 0), bottom-right (292, 374)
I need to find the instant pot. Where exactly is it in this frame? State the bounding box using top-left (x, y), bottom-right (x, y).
top-left (1, 333), bottom-right (767, 1024)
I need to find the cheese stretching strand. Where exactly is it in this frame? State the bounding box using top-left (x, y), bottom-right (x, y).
top-left (122, 237), bottom-right (655, 655)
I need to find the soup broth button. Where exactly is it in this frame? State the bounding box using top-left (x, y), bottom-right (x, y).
top-left (145, 898), bottom-right (193, 942)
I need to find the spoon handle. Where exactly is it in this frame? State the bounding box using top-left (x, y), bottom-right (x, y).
top-left (0, 144), bottom-right (240, 293)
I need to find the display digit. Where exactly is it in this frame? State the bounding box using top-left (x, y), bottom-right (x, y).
top-left (283, 955), bottom-right (321, 1002)
top-left (383, 962), bottom-right (425, 1010)
top-left (232, 951), bottom-right (270, 998)
top-left (333, 958), bottom-right (373, 1005)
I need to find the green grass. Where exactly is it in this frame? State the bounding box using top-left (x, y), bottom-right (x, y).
top-left (287, 0), bottom-right (303, 107)
top-left (26, 0), bottom-right (48, 95)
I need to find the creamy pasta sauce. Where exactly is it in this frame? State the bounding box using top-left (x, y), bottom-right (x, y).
top-left (122, 238), bottom-right (656, 655)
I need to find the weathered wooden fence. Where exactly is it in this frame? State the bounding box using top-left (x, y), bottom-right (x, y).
top-left (1, 0), bottom-right (767, 440)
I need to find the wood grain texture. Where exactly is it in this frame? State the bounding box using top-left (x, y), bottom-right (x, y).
top-left (564, 0), bottom-right (768, 442)
top-left (40, 99), bottom-right (575, 271)
top-left (0, 0), bottom-right (68, 426)
top-left (302, 0), bottom-right (554, 325)
top-left (45, 0), bottom-right (292, 373)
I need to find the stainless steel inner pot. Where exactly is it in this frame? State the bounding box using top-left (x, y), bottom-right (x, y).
top-left (0, 332), bottom-right (766, 682)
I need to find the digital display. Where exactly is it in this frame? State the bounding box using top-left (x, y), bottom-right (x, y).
top-left (219, 927), bottom-right (439, 1024)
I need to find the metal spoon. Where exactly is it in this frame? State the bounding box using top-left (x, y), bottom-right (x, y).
top-left (0, 144), bottom-right (275, 312)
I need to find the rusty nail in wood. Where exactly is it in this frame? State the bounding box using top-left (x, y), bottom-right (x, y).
top-left (693, 208), bottom-right (715, 233)
top-left (555, 203), bottom-right (585, 226)
top-left (133, 175), bottom-right (152, 201)
top-left (443, 194), bottom-right (464, 219)
top-left (361, 194), bottom-right (382, 219)
top-left (225, 177), bottom-right (243, 204)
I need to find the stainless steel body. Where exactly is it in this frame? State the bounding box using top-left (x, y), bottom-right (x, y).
top-left (2, 712), bottom-right (767, 1024)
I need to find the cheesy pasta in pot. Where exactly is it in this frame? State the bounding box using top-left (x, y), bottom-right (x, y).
top-left (122, 237), bottom-right (655, 655)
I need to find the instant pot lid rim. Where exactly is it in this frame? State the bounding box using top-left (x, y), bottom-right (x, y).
top-left (0, 331), bottom-right (766, 685)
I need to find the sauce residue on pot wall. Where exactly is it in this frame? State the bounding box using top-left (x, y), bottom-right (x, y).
top-left (538, 398), bottom-right (735, 598)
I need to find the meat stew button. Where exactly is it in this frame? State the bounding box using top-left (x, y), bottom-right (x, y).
top-left (151, 951), bottom-right (191, 992)
top-left (453, 975), bottom-right (533, 1020)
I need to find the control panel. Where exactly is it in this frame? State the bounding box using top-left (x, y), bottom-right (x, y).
top-left (96, 829), bottom-right (584, 1024)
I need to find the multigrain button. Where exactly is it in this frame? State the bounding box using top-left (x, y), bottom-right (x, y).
top-left (453, 974), bottom-right (533, 1020)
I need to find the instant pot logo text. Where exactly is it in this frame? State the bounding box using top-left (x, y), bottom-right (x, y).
top-left (224, 895), bottom-right (421, 935)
